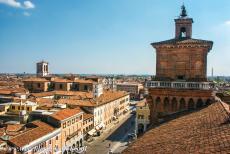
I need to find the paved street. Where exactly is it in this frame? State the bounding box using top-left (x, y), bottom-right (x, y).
top-left (85, 112), bottom-right (136, 154)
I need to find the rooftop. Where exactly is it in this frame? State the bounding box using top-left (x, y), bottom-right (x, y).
top-left (30, 91), bottom-right (55, 97)
top-left (23, 77), bottom-right (49, 82)
top-left (54, 91), bottom-right (93, 98)
top-left (58, 90), bottom-right (129, 107)
top-left (136, 99), bottom-right (147, 107)
top-left (83, 113), bottom-right (94, 120)
top-left (123, 101), bottom-right (230, 154)
top-left (49, 108), bottom-right (83, 121)
top-left (73, 79), bottom-right (95, 84)
top-left (52, 78), bottom-right (72, 83)
top-left (8, 121), bottom-right (56, 148)
top-left (0, 88), bottom-right (28, 95)
top-left (151, 38), bottom-right (213, 49)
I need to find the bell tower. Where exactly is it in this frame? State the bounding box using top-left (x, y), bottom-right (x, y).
top-left (147, 4), bottom-right (214, 125)
top-left (36, 61), bottom-right (49, 77)
top-left (175, 5), bottom-right (193, 39)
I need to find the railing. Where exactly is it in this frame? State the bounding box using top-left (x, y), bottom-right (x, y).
top-left (66, 129), bottom-right (81, 140)
top-left (146, 81), bottom-right (211, 90)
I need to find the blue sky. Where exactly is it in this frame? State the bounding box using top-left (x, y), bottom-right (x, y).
top-left (0, 0), bottom-right (230, 75)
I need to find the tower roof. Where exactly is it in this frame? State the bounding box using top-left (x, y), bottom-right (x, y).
top-left (151, 38), bottom-right (213, 50)
top-left (37, 60), bottom-right (49, 64)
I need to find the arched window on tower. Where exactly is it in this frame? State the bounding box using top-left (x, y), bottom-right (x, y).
top-left (180, 27), bottom-right (187, 38)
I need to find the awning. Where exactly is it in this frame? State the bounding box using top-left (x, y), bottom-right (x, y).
top-left (95, 123), bottom-right (105, 130)
top-left (88, 129), bottom-right (96, 136)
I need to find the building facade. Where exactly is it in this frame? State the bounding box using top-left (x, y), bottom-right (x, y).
top-left (136, 99), bottom-right (150, 134)
top-left (47, 108), bottom-right (84, 153)
top-left (116, 82), bottom-right (143, 100)
top-left (146, 5), bottom-right (214, 124)
top-left (60, 91), bottom-right (130, 130)
top-left (82, 113), bottom-right (94, 137)
top-left (23, 78), bottom-right (51, 93)
top-left (8, 121), bottom-right (62, 154)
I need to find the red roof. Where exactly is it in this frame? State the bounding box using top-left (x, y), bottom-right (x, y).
top-left (8, 121), bottom-right (56, 148)
top-left (123, 101), bottom-right (230, 154)
top-left (50, 108), bottom-right (83, 121)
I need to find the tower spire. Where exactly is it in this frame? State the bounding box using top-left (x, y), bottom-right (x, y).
top-left (180, 4), bottom-right (187, 18)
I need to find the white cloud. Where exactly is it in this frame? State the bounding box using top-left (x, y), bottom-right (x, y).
top-left (0, 0), bottom-right (35, 9)
top-left (23, 1), bottom-right (35, 9)
top-left (225, 20), bottom-right (230, 26)
top-left (0, 0), bottom-right (21, 8)
top-left (23, 11), bottom-right (30, 16)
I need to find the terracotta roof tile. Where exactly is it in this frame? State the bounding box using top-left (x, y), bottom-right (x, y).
top-left (58, 99), bottom-right (95, 107)
top-left (73, 79), bottom-right (95, 84)
top-left (23, 78), bottom-right (49, 82)
top-left (58, 90), bottom-right (129, 107)
top-left (30, 91), bottom-right (55, 97)
top-left (0, 88), bottom-right (28, 95)
top-left (54, 91), bottom-right (93, 98)
top-left (83, 113), bottom-right (94, 120)
top-left (50, 108), bottom-right (83, 121)
top-left (52, 78), bottom-right (72, 83)
top-left (123, 102), bottom-right (230, 154)
top-left (6, 124), bottom-right (24, 132)
top-left (8, 121), bottom-right (56, 148)
top-left (151, 38), bottom-right (213, 49)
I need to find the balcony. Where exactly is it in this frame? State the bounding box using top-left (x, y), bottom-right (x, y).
top-left (146, 81), bottom-right (211, 90)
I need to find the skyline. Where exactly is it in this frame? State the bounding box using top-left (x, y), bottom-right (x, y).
top-left (0, 0), bottom-right (230, 75)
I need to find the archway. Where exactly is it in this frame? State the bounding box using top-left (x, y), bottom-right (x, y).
top-left (188, 98), bottom-right (195, 110)
top-left (179, 98), bottom-right (186, 111)
top-left (163, 97), bottom-right (170, 113)
top-left (155, 97), bottom-right (161, 111)
top-left (206, 99), bottom-right (211, 106)
top-left (180, 27), bottom-right (187, 37)
top-left (196, 99), bottom-right (204, 108)
top-left (171, 97), bottom-right (177, 112)
top-left (138, 123), bottom-right (144, 134)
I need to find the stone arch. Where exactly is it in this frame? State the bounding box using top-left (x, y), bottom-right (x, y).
top-left (205, 99), bottom-right (211, 106)
top-left (188, 98), bottom-right (195, 110)
top-left (179, 98), bottom-right (186, 111)
top-left (196, 98), bottom-right (204, 108)
top-left (171, 97), bottom-right (178, 112)
top-left (163, 97), bottom-right (170, 113)
top-left (155, 97), bottom-right (161, 111)
top-left (138, 123), bottom-right (144, 134)
top-left (180, 27), bottom-right (187, 37)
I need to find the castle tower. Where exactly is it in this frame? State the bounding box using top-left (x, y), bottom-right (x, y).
top-left (146, 5), bottom-right (214, 124)
top-left (36, 61), bottom-right (49, 77)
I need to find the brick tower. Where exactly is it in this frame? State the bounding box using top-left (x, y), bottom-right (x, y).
top-left (146, 5), bottom-right (214, 124)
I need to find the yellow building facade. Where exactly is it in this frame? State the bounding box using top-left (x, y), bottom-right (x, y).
top-left (136, 99), bottom-right (150, 134)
